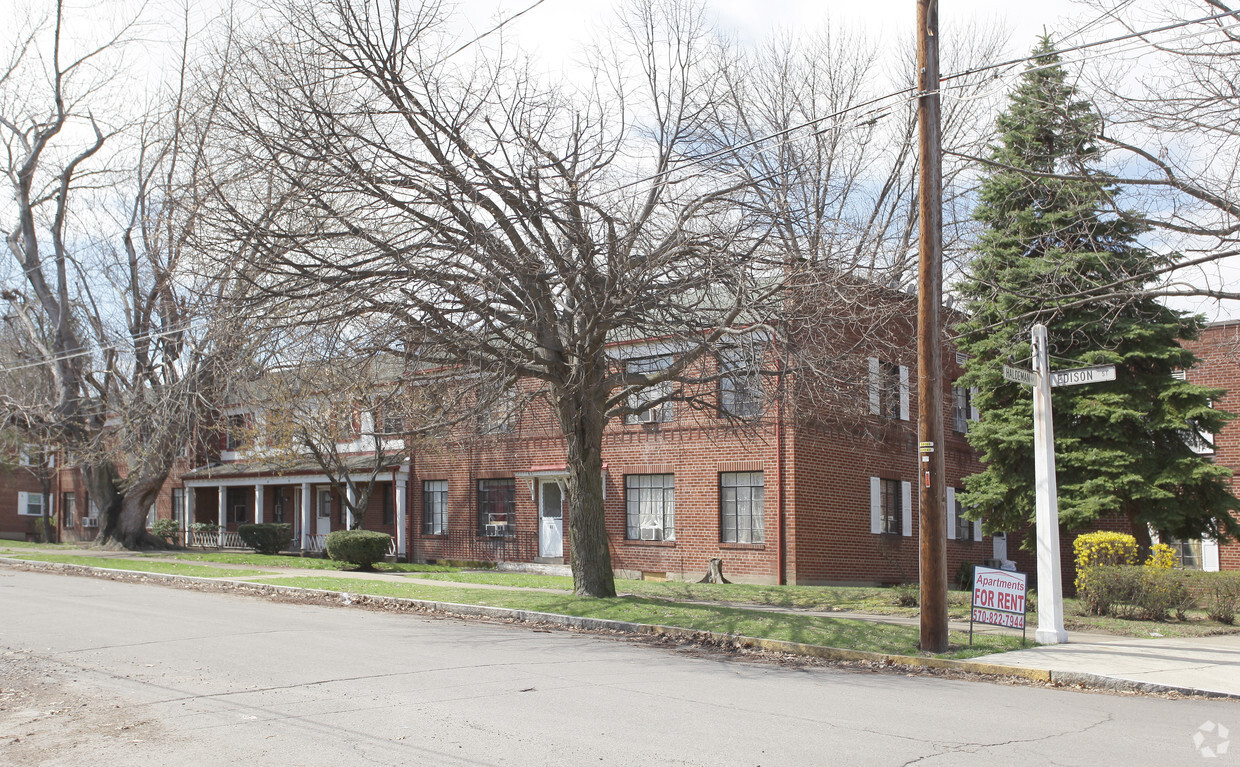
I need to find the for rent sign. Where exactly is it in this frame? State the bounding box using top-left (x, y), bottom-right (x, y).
top-left (971, 566), bottom-right (1028, 636)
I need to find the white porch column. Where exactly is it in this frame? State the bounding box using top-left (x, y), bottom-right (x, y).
top-left (300, 482), bottom-right (311, 551)
top-left (217, 486), bottom-right (227, 546)
top-left (254, 485), bottom-right (264, 524)
top-left (395, 479), bottom-right (407, 558)
top-left (185, 489), bottom-right (196, 545)
top-left (346, 484), bottom-right (357, 530)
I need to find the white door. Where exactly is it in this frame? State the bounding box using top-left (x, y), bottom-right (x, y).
top-left (992, 532), bottom-right (1008, 562)
top-left (539, 480), bottom-right (563, 558)
top-left (316, 488), bottom-right (333, 537)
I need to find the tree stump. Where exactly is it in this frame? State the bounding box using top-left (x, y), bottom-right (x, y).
top-left (699, 558), bottom-right (731, 584)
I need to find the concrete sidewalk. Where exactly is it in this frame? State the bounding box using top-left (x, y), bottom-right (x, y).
top-left (976, 632), bottom-right (1240, 697)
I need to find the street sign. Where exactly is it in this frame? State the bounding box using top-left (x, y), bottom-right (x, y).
top-left (1002, 365), bottom-right (1037, 386)
top-left (1049, 365), bottom-right (1117, 388)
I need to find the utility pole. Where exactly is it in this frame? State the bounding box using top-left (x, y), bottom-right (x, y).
top-left (916, 0), bottom-right (948, 654)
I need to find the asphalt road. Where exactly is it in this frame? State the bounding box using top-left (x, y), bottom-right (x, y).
top-left (0, 569), bottom-right (1233, 766)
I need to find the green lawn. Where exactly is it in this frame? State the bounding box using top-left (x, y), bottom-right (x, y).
top-left (397, 571), bottom-right (979, 616)
top-left (251, 575), bottom-right (1022, 659)
top-left (4, 553), bottom-right (267, 579)
top-left (158, 551), bottom-right (458, 573)
top-left (0, 539), bottom-right (75, 549)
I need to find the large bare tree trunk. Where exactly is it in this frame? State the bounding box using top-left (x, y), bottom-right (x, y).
top-left (560, 383), bottom-right (616, 598)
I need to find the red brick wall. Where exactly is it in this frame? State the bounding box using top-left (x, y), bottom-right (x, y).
top-left (1184, 322), bottom-right (1240, 569)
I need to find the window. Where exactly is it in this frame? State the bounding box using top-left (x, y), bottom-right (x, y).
top-left (870, 477), bottom-right (910, 536)
top-left (375, 399), bottom-right (405, 435)
top-left (1167, 537), bottom-right (1203, 570)
top-left (225, 414), bottom-right (248, 451)
top-left (478, 385), bottom-right (515, 435)
top-left (947, 487), bottom-right (974, 541)
top-left (423, 480), bottom-right (447, 535)
top-left (63, 492), bottom-right (76, 528)
top-left (868, 358), bottom-right (909, 420)
top-left (881, 478), bottom-right (901, 535)
top-left (382, 483), bottom-right (395, 525)
top-left (331, 403), bottom-right (355, 441)
top-left (17, 491), bottom-right (45, 517)
top-left (719, 346), bottom-right (763, 418)
top-left (952, 386), bottom-right (969, 433)
top-left (146, 504), bottom-right (157, 528)
top-left (171, 488), bottom-right (186, 526)
top-left (317, 488), bottom-right (332, 519)
top-left (478, 479), bottom-right (515, 536)
top-left (625, 474), bottom-right (675, 541)
top-left (626, 356), bottom-right (673, 424)
top-left (720, 472), bottom-right (764, 543)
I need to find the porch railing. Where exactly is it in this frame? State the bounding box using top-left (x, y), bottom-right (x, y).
top-left (182, 529), bottom-right (398, 557)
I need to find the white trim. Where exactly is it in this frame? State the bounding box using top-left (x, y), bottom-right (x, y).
top-left (1203, 537), bottom-right (1221, 572)
top-left (898, 366), bottom-right (910, 421)
top-left (946, 487), bottom-right (956, 539)
top-left (869, 477), bottom-right (881, 534)
top-left (868, 358), bottom-right (881, 415)
top-left (901, 481), bottom-right (912, 537)
top-left (183, 468), bottom-right (410, 488)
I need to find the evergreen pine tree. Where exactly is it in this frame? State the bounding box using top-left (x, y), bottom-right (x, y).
top-left (955, 38), bottom-right (1240, 549)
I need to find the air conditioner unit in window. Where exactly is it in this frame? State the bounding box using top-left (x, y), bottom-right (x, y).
top-left (633, 407), bottom-right (658, 424)
top-left (640, 526), bottom-right (661, 541)
top-left (485, 523), bottom-right (507, 537)
top-left (82, 517), bottom-right (99, 528)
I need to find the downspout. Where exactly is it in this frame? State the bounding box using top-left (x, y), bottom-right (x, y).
top-left (777, 398), bottom-right (786, 585)
top-left (775, 338), bottom-right (788, 587)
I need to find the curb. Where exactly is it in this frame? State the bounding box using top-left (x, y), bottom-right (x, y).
top-left (3, 557), bottom-right (1236, 700)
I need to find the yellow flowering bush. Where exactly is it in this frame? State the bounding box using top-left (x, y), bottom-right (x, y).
top-left (1073, 531), bottom-right (1139, 590)
top-left (1145, 543), bottom-right (1178, 570)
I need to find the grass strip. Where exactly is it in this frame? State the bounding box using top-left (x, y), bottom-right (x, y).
top-left (249, 575), bottom-right (1022, 659)
top-left (162, 551), bottom-right (458, 573)
top-left (5, 553), bottom-right (267, 579)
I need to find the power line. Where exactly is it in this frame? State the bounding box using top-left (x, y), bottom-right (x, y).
top-left (0, 318), bottom-right (208, 374)
top-left (594, 8), bottom-right (1240, 200)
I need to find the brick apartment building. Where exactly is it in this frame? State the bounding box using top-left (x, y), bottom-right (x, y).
top-left (1179, 320), bottom-right (1240, 572)
top-left (111, 316), bottom-right (1008, 587)
top-left (19, 319), bottom-right (1240, 586)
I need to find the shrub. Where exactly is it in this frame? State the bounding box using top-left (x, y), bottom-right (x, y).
top-left (238, 523), bottom-right (294, 555)
top-left (1077, 565), bottom-right (1194, 620)
top-left (1196, 571), bottom-right (1240, 625)
top-left (890, 583), bottom-right (919, 607)
top-left (190, 522), bottom-right (221, 534)
top-left (955, 562), bottom-right (975, 591)
top-left (151, 518), bottom-right (180, 545)
top-left (326, 529), bottom-right (391, 570)
top-left (1145, 543), bottom-right (1178, 569)
top-left (1073, 531), bottom-right (1138, 590)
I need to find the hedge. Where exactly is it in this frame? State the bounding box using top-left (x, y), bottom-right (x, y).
top-left (325, 529), bottom-right (391, 570)
top-left (1077, 566), bottom-right (1240, 623)
top-left (238, 523), bottom-right (294, 555)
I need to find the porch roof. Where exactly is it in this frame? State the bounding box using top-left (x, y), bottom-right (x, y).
top-left (182, 453), bottom-right (406, 481)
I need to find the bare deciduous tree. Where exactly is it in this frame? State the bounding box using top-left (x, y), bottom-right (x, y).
top-left (0, 1), bottom-right (250, 548)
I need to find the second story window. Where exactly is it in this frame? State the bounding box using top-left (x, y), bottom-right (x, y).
top-left (719, 346), bottom-right (763, 418)
top-left (225, 414), bottom-right (249, 451)
top-left (868, 358), bottom-right (909, 421)
top-left (626, 355), bottom-right (673, 424)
